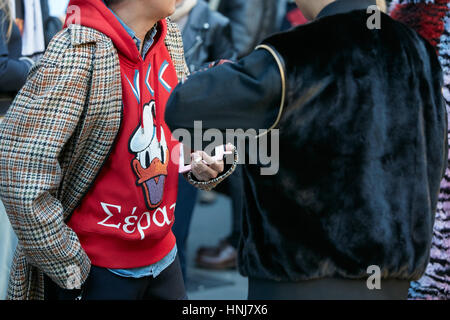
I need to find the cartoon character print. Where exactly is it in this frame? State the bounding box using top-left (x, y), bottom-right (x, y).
top-left (129, 101), bottom-right (169, 210)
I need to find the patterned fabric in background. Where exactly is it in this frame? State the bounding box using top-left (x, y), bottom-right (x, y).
top-left (390, 0), bottom-right (450, 299)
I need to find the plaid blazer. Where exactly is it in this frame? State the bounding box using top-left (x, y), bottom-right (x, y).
top-left (0, 19), bottom-right (189, 300)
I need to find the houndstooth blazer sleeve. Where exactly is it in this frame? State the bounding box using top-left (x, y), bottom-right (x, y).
top-left (0, 28), bottom-right (93, 291)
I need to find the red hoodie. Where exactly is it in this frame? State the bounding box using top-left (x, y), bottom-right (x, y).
top-left (65, 0), bottom-right (180, 268)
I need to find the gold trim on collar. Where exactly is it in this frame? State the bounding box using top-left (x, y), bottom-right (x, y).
top-left (254, 44), bottom-right (286, 138)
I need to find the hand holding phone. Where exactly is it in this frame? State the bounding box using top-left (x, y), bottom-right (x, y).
top-left (179, 144), bottom-right (234, 174)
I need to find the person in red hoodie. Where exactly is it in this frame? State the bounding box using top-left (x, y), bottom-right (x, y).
top-left (0, 0), bottom-right (236, 300)
top-left (61, 0), bottom-right (235, 300)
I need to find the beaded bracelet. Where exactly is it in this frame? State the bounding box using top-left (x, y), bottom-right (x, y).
top-left (185, 147), bottom-right (239, 191)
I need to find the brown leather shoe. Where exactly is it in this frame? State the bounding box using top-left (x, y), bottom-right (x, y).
top-left (195, 240), bottom-right (237, 270)
top-left (196, 239), bottom-right (228, 256)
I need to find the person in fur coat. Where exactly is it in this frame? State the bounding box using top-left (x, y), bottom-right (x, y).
top-left (165, 0), bottom-right (448, 299)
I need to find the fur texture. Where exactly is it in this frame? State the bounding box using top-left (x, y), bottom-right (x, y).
top-left (237, 11), bottom-right (448, 281)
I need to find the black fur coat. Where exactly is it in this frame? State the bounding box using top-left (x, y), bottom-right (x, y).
top-left (166, 10), bottom-right (448, 281)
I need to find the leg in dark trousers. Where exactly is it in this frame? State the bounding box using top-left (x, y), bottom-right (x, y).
top-left (196, 165), bottom-right (244, 269)
top-left (173, 173), bottom-right (198, 280)
top-left (224, 165), bottom-right (244, 249)
top-left (44, 255), bottom-right (187, 300)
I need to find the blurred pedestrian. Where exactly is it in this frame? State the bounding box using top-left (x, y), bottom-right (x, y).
top-left (40, 0), bottom-right (63, 47)
top-left (171, 0), bottom-right (236, 72)
top-left (0, 0), bottom-right (33, 114)
top-left (390, 0), bottom-right (450, 300)
top-left (194, 165), bottom-right (244, 270)
top-left (280, 0), bottom-right (308, 31)
top-left (11, 0), bottom-right (46, 61)
top-left (166, 0), bottom-right (447, 299)
top-left (170, 0), bottom-right (237, 280)
top-left (217, 0), bottom-right (285, 58)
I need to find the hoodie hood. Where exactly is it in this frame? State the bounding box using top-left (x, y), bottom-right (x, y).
top-left (65, 0), bottom-right (163, 64)
top-left (64, 0), bottom-right (170, 138)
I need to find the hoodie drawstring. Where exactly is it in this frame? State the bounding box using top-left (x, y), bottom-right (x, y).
top-left (138, 61), bottom-right (145, 132)
top-left (155, 91), bottom-right (162, 143)
top-left (139, 59), bottom-right (162, 143)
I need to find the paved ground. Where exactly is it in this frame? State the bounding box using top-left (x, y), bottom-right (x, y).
top-left (183, 193), bottom-right (248, 300)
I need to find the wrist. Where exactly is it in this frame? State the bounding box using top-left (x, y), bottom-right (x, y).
top-left (186, 148), bottom-right (239, 191)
